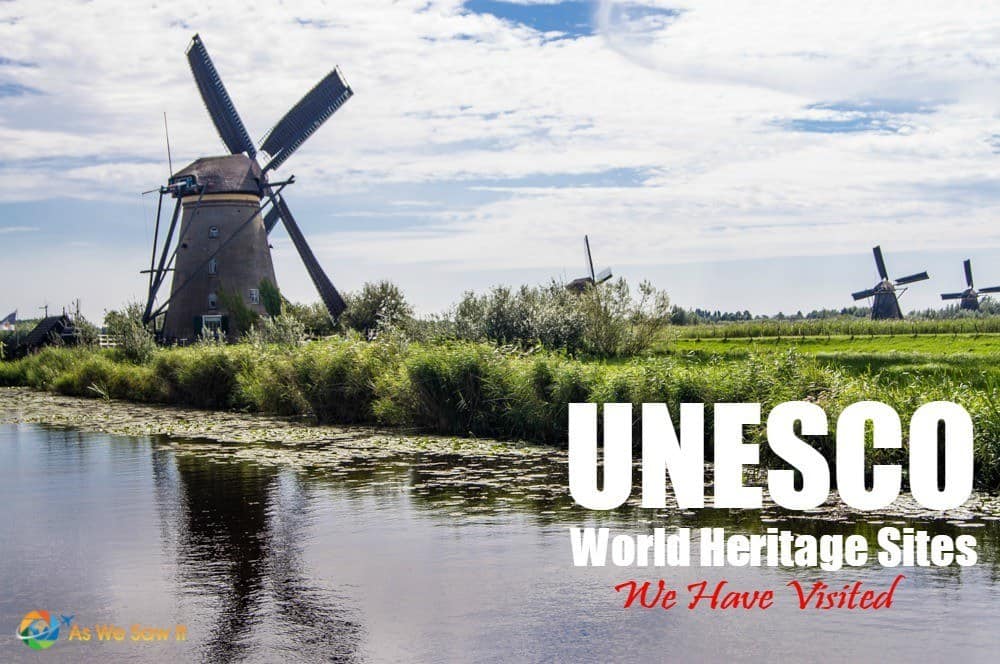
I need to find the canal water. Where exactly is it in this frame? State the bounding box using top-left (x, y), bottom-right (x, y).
top-left (1, 422), bottom-right (998, 662)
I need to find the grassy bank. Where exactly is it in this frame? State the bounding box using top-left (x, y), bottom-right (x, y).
top-left (2, 337), bottom-right (999, 492)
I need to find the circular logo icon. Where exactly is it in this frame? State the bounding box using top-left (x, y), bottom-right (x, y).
top-left (17, 610), bottom-right (61, 650)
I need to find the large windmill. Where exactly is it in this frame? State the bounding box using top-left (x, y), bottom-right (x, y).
top-left (566, 235), bottom-right (613, 293)
top-left (850, 246), bottom-right (929, 320)
top-left (940, 259), bottom-right (1000, 311)
top-left (142, 34), bottom-right (353, 341)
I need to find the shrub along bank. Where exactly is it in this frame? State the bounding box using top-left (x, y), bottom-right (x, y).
top-left (2, 339), bottom-right (999, 492)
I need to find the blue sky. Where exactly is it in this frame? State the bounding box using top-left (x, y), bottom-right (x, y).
top-left (3, 1), bottom-right (1000, 321)
top-left (464, 0), bottom-right (599, 36)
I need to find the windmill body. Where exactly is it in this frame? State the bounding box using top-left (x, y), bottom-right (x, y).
top-left (161, 156), bottom-right (276, 340)
top-left (851, 246), bottom-right (928, 320)
top-left (941, 259), bottom-right (1000, 311)
top-left (143, 34), bottom-right (353, 341)
top-left (960, 293), bottom-right (981, 311)
top-left (871, 280), bottom-right (903, 320)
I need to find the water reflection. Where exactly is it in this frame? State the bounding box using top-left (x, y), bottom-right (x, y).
top-left (155, 451), bottom-right (363, 662)
top-left (287, 446), bottom-right (1000, 573)
top-left (2, 422), bottom-right (999, 663)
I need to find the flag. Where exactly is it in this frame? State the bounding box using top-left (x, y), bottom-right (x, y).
top-left (0, 310), bottom-right (15, 331)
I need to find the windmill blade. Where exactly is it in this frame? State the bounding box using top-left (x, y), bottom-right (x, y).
top-left (894, 271), bottom-right (929, 285)
top-left (186, 34), bottom-right (256, 159)
top-left (852, 288), bottom-right (878, 301)
top-left (272, 195), bottom-right (347, 318)
top-left (872, 246), bottom-right (888, 280)
top-left (595, 268), bottom-right (613, 284)
top-left (584, 235), bottom-right (595, 281)
top-left (978, 285), bottom-right (1000, 294)
top-left (260, 67), bottom-right (353, 173)
top-left (940, 292), bottom-right (965, 300)
top-left (964, 259), bottom-right (974, 288)
top-left (263, 205), bottom-right (281, 234)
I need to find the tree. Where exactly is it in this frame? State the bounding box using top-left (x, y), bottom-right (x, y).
top-left (341, 281), bottom-right (413, 337)
top-left (283, 301), bottom-right (337, 337)
top-left (104, 302), bottom-right (156, 364)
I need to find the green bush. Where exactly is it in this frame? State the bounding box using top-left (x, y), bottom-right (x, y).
top-left (377, 343), bottom-right (512, 435)
top-left (17, 347), bottom-right (81, 389)
top-left (283, 301), bottom-right (337, 337)
top-left (104, 302), bottom-right (156, 364)
top-left (498, 356), bottom-right (594, 443)
top-left (450, 279), bottom-right (671, 358)
top-left (50, 355), bottom-right (163, 402)
top-left (577, 279), bottom-right (672, 357)
top-left (292, 338), bottom-right (381, 423)
top-left (243, 315), bottom-right (306, 347)
top-left (152, 347), bottom-right (238, 408)
top-left (341, 281), bottom-right (413, 337)
top-left (235, 350), bottom-right (307, 416)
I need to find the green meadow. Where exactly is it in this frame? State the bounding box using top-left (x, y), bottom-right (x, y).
top-left (672, 333), bottom-right (1000, 356)
top-left (669, 333), bottom-right (1000, 390)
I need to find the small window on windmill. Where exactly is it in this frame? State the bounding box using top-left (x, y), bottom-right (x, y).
top-left (208, 292), bottom-right (218, 310)
top-left (208, 258), bottom-right (218, 275)
top-left (249, 288), bottom-right (260, 305)
top-left (209, 226), bottom-right (219, 239)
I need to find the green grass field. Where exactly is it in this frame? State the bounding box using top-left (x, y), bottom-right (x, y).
top-left (668, 332), bottom-right (1000, 391)
top-left (673, 317), bottom-right (1000, 339)
top-left (672, 332), bottom-right (1000, 356)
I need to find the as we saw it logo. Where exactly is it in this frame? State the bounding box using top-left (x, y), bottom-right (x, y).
top-left (16, 610), bottom-right (73, 650)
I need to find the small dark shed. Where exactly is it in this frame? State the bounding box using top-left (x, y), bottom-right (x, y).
top-left (13, 315), bottom-right (75, 357)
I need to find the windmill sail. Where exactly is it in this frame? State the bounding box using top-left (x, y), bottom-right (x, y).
top-left (965, 259), bottom-right (974, 288)
top-left (980, 286), bottom-right (1000, 294)
top-left (873, 246), bottom-right (888, 280)
top-left (894, 271), bottom-right (929, 285)
top-left (263, 205), bottom-right (281, 234)
top-left (260, 68), bottom-right (353, 172)
top-left (852, 288), bottom-right (878, 301)
top-left (272, 195), bottom-right (347, 318)
top-left (186, 35), bottom-right (256, 159)
top-left (584, 235), bottom-right (595, 281)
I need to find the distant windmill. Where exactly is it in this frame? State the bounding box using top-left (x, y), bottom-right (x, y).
top-left (940, 259), bottom-right (1000, 311)
top-left (851, 246), bottom-right (929, 319)
top-left (567, 235), bottom-right (613, 293)
top-left (142, 34), bottom-right (353, 341)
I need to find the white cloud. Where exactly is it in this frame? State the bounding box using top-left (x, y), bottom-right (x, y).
top-left (2, 0), bottom-right (1000, 316)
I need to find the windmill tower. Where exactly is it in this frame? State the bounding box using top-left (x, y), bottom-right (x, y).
top-left (850, 246), bottom-right (929, 320)
top-left (940, 259), bottom-right (1000, 311)
top-left (566, 235), bottom-right (613, 293)
top-left (142, 34), bottom-right (353, 341)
